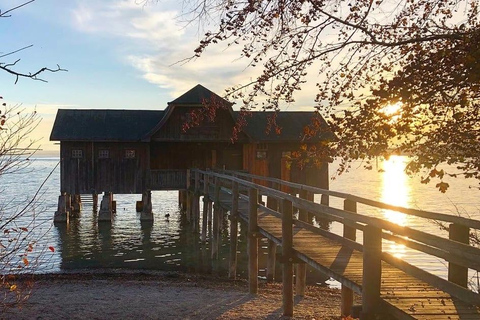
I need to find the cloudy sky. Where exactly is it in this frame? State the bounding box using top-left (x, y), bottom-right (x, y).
top-left (1, 0), bottom-right (318, 154)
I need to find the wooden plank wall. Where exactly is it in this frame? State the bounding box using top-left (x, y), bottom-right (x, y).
top-left (60, 141), bottom-right (149, 194)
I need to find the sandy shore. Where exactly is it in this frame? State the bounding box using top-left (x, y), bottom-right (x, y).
top-left (1, 271), bottom-right (349, 320)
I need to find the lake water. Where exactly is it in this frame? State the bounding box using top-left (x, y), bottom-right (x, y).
top-left (0, 157), bottom-right (478, 286)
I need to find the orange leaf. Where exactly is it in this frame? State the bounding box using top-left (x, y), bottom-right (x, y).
top-left (9, 284), bottom-right (17, 292)
top-left (20, 227), bottom-right (28, 232)
top-left (23, 257), bottom-right (29, 266)
top-left (48, 246), bottom-right (55, 252)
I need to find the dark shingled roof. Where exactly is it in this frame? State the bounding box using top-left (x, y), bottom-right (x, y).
top-left (239, 111), bottom-right (335, 142)
top-left (50, 109), bottom-right (165, 141)
top-left (168, 84), bottom-right (232, 106)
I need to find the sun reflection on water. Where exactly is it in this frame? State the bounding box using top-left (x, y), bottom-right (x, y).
top-left (380, 155), bottom-right (411, 258)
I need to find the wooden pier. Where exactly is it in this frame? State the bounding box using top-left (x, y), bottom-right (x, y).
top-left (185, 169), bottom-right (480, 320)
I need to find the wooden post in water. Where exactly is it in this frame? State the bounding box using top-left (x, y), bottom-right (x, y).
top-left (193, 171), bottom-right (201, 232)
top-left (342, 199), bottom-right (357, 317)
top-left (92, 193), bottom-right (98, 212)
top-left (229, 181), bottom-right (239, 279)
top-left (281, 198), bottom-right (294, 317)
top-left (448, 223), bottom-right (470, 288)
top-left (361, 224), bottom-right (382, 320)
top-left (140, 190), bottom-right (153, 220)
top-left (98, 192), bottom-right (113, 222)
top-left (201, 172), bottom-right (210, 243)
top-left (186, 170), bottom-right (192, 222)
top-left (54, 192), bottom-right (70, 223)
top-left (248, 187), bottom-right (259, 294)
top-left (212, 177), bottom-right (221, 259)
top-left (296, 189), bottom-right (308, 297)
top-left (71, 194), bottom-right (82, 216)
top-left (266, 194), bottom-right (277, 282)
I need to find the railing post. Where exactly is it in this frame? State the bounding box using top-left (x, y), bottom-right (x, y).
top-left (281, 198), bottom-right (294, 317)
top-left (229, 181), bottom-right (239, 279)
top-left (248, 187), bottom-right (259, 294)
top-left (296, 189), bottom-right (308, 297)
top-left (361, 224), bottom-right (382, 320)
top-left (342, 199), bottom-right (357, 317)
top-left (448, 223), bottom-right (469, 288)
top-left (266, 189), bottom-right (278, 282)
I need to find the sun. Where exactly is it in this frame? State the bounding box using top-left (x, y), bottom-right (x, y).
top-left (381, 102), bottom-right (402, 116)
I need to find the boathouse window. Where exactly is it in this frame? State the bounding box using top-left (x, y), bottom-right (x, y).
top-left (256, 151), bottom-right (267, 159)
top-left (71, 149), bottom-right (83, 158)
top-left (124, 149), bottom-right (136, 159)
top-left (98, 149), bottom-right (110, 159)
top-left (256, 143), bottom-right (267, 159)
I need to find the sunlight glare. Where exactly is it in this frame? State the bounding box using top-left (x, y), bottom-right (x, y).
top-left (381, 102), bottom-right (402, 116)
top-left (380, 155), bottom-right (409, 226)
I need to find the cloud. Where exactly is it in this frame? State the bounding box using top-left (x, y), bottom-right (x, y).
top-left (71, 1), bottom-right (184, 50)
top-left (69, 0), bottom-right (320, 110)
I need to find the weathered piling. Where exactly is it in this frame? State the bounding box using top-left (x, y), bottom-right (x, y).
top-left (140, 190), bottom-right (153, 220)
top-left (54, 193), bottom-right (70, 223)
top-left (98, 192), bottom-right (114, 221)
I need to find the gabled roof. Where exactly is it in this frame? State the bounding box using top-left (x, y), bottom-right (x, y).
top-left (143, 84), bottom-right (236, 140)
top-left (240, 111), bottom-right (335, 143)
top-left (50, 109), bottom-right (164, 141)
top-left (168, 84), bottom-right (232, 107)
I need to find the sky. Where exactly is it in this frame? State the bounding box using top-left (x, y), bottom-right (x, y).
top-left (1, 0), bottom-right (319, 155)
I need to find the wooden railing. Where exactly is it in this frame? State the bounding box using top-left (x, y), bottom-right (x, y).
top-left (188, 169), bottom-right (480, 319)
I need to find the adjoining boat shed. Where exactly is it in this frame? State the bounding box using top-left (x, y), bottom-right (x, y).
top-left (50, 84), bottom-right (334, 222)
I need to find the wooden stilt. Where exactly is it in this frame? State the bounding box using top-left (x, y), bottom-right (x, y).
top-left (98, 192), bottom-right (113, 221)
top-left (229, 216), bottom-right (238, 279)
top-left (266, 195), bottom-right (278, 282)
top-left (342, 199), bottom-right (357, 317)
top-left (201, 172), bottom-right (210, 242)
top-left (186, 191), bottom-right (192, 222)
top-left (212, 203), bottom-right (219, 259)
top-left (201, 198), bottom-right (209, 242)
top-left (140, 190), bottom-right (153, 220)
top-left (92, 193), bottom-right (98, 212)
top-left (72, 194), bottom-right (82, 215)
top-left (54, 193), bottom-right (70, 223)
top-left (281, 198), bottom-right (294, 316)
top-left (266, 240), bottom-right (277, 282)
top-left (248, 187), bottom-right (259, 294)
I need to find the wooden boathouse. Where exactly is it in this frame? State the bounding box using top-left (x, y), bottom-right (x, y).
top-left (50, 84), bottom-right (334, 222)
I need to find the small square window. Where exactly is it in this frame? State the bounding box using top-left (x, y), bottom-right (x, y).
top-left (99, 149), bottom-right (109, 159)
top-left (256, 151), bottom-right (267, 159)
top-left (125, 149), bottom-right (135, 159)
top-left (72, 149), bottom-right (83, 158)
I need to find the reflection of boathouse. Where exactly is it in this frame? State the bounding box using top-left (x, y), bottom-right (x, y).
top-left (50, 84), bottom-right (333, 222)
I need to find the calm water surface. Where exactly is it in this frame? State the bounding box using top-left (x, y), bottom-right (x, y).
top-left (1, 157), bottom-right (478, 286)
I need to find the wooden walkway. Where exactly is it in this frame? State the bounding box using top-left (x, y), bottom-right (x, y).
top-left (187, 169), bottom-right (480, 320)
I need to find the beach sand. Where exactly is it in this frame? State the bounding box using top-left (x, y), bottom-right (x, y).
top-left (2, 272), bottom-right (349, 319)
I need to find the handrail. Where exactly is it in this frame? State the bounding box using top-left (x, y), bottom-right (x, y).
top-left (190, 168), bottom-right (480, 315)
top-left (194, 169), bottom-right (480, 265)
top-left (207, 169), bottom-right (480, 230)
